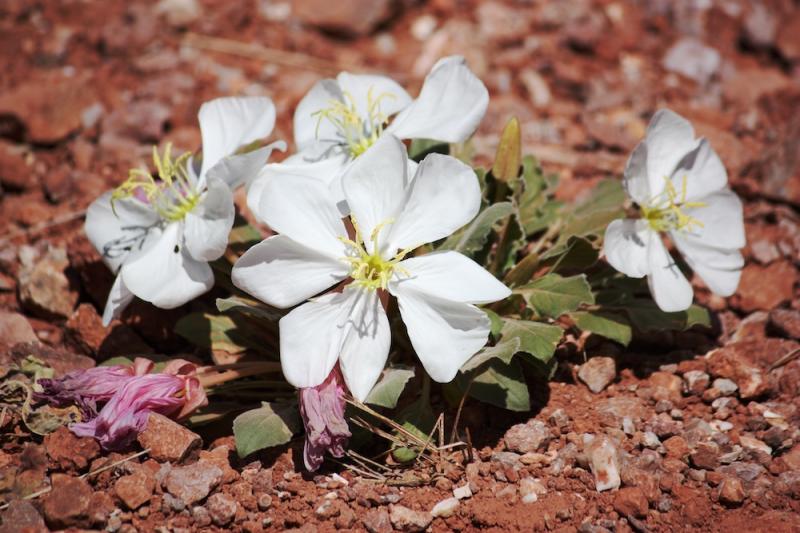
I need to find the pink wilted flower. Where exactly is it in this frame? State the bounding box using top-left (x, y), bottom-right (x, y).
top-left (299, 366), bottom-right (351, 471)
top-left (70, 359), bottom-right (207, 450)
top-left (35, 358), bottom-right (153, 418)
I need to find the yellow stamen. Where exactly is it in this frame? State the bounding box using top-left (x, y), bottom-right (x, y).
top-left (313, 87), bottom-right (396, 158)
top-left (111, 143), bottom-right (200, 222)
top-left (641, 175), bottom-right (706, 233)
top-left (339, 217), bottom-right (412, 291)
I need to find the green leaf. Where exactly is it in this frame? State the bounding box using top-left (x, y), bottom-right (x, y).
top-left (560, 207), bottom-right (624, 241)
top-left (513, 273), bottom-right (595, 318)
top-left (175, 313), bottom-right (272, 354)
top-left (572, 179), bottom-right (625, 215)
top-left (438, 202), bottom-right (514, 256)
top-left (409, 138), bottom-right (449, 160)
top-left (500, 318), bottom-right (563, 363)
top-left (611, 300), bottom-right (711, 332)
top-left (216, 296), bottom-right (283, 321)
top-left (516, 155), bottom-right (563, 236)
top-left (460, 337), bottom-right (521, 372)
top-left (233, 401), bottom-right (301, 458)
top-left (392, 393), bottom-right (436, 463)
top-left (365, 366), bottom-right (415, 409)
top-left (570, 310), bottom-right (632, 346)
top-left (540, 236), bottom-right (599, 272)
top-left (484, 308), bottom-right (505, 338)
top-left (467, 358), bottom-right (530, 412)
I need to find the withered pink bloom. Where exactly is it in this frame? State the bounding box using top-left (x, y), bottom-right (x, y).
top-left (35, 358), bottom-right (153, 418)
top-left (70, 359), bottom-right (207, 450)
top-left (299, 367), bottom-right (351, 471)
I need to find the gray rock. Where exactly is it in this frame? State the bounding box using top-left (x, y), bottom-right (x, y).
top-left (363, 508), bottom-right (391, 533)
top-left (519, 477), bottom-right (547, 504)
top-left (0, 310), bottom-right (38, 346)
top-left (712, 378), bottom-right (738, 396)
top-left (206, 493), bottom-right (237, 526)
top-left (578, 357), bottom-right (617, 393)
top-left (586, 436), bottom-right (621, 492)
top-left (504, 420), bottom-right (552, 453)
top-left (163, 463), bottom-right (223, 505)
top-left (18, 246), bottom-right (78, 319)
top-left (389, 505), bottom-right (432, 532)
top-left (663, 37), bottom-right (721, 85)
top-left (430, 497), bottom-right (459, 518)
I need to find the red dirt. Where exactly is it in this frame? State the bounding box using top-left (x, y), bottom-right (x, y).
top-left (2, 0), bottom-right (800, 532)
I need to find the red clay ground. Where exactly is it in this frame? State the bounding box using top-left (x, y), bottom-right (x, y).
top-left (1, 0), bottom-right (800, 531)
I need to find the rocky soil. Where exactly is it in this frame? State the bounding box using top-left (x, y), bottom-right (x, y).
top-left (1, 0), bottom-right (800, 531)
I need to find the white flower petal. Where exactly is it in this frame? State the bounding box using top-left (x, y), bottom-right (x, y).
top-left (183, 177), bottom-right (235, 262)
top-left (679, 188), bottom-right (745, 250)
top-left (387, 56), bottom-right (488, 143)
top-left (341, 134), bottom-right (408, 254)
top-left (337, 288), bottom-right (391, 401)
top-left (669, 138), bottom-right (728, 202)
top-left (84, 191), bottom-right (159, 272)
top-left (121, 223), bottom-right (214, 308)
top-left (101, 275), bottom-right (135, 326)
top-left (246, 153), bottom-right (348, 224)
top-left (279, 291), bottom-right (349, 390)
top-left (603, 219), bottom-right (652, 278)
top-left (672, 235), bottom-right (743, 297)
top-left (642, 109), bottom-right (698, 198)
top-left (279, 287), bottom-right (389, 395)
top-left (386, 153), bottom-right (480, 253)
top-left (395, 288), bottom-right (491, 383)
top-left (256, 173), bottom-right (347, 258)
top-left (390, 251), bottom-right (510, 304)
top-left (646, 236), bottom-right (693, 312)
top-left (232, 235), bottom-right (348, 308)
top-left (623, 141), bottom-right (651, 205)
top-left (294, 79), bottom-right (346, 152)
top-left (335, 72), bottom-right (412, 123)
top-left (198, 97), bottom-right (277, 180)
top-left (205, 141), bottom-right (286, 191)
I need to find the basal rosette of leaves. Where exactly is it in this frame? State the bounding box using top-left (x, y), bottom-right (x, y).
top-left (64, 62), bottom-right (743, 472)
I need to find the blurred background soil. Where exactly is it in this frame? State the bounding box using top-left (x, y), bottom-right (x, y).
top-left (1, 0), bottom-right (800, 531)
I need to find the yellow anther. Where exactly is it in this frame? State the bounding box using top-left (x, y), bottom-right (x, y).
top-left (313, 87), bottom-right (396, 158)
top-left (111, 143), bottom-right (200, 222)
top-left (338, 216), bottom-right (412, 291)
top-left (641, 175), bottom-right (706, 233)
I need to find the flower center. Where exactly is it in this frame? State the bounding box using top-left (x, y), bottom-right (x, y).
top-left (339, 218), bottom-right (412, 291)
top-left (641, 175), bottom-right (706, 233)
top-left (313, 87), bottom-right (395, 158)
top-left (112, 143), bottom-right (201, 223)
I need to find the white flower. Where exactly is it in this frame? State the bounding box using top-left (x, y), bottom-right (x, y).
top-left (232, 135), bottom-right (510, 401)
top-left (603, 109), bottom-right (745, 312)
top-left (86, 97), bottom-right (283, 326)
top-left (247, 55), bottom-right (488, 216)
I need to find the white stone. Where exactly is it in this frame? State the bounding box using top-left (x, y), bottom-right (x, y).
top-left (453, 484), bottom-right (472, 500)
top-left (430, 497), bottom-right (459, 518)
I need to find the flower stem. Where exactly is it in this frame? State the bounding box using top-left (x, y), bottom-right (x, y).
top-left (197, 362), bottom-right (281, 388)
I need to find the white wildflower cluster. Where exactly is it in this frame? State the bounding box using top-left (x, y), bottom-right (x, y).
top-left (85, 57), bottom-right (744, 417)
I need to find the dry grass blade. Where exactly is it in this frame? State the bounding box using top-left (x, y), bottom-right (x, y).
top-left (183, 33), bottom-right (359, 75)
